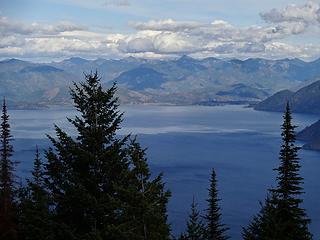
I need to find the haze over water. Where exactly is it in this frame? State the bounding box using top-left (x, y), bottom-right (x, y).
top-left (10, 105), bottom-right (320, 239)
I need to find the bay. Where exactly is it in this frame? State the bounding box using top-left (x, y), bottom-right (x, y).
top-left (9, 105), bottom-right (320, 239)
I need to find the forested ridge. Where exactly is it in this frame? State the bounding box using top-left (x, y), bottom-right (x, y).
top-left (0, 72), bottom-right (314, 240)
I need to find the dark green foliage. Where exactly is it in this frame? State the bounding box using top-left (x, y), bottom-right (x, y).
top-left (117, 138), bottom-right (171, 240)
top-left (0, 98), bottom-right (18, 240)
top-left (177, 233), bottom-right (188, 240)
top-left (243, 103), bottom-right (312, 240)
top-left (242, 195), bottom-right (277, 240)
top-left (270, 103), bottom-right (312, 239)
top-left (42, 72), bottom-right (171, 240)
top-left (184, 198), bottom-right (205, 240)
top-left (3, 70), bottom-right (318, 239)
top-left (44, 72), bottom-right (131, 239)
top-left (18, 146), bottom-right (53, 240)
top-left (204, 169), bottom-right (229, 240)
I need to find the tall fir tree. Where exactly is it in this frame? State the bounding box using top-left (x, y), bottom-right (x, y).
top-left (204, 168), bottom-right (229, 240)
top-left (184, 197), bottom-right (205, 240)
top-left (242, 194), bottom-right (277, 240)
top-left (43, 72), bottom-right (171, 240)
top-left (18, 146), bottom-right (53, 240)
top-left (242, 103), bottom-right (312, 240)
top-left (0, 98), bottom-right (18, 240)
top-left (118, 138), bottom-right (171, 240)
top-left (44, 72), bottom-right (130, 239)
top-left (271, 103), bottom-right (312, 239)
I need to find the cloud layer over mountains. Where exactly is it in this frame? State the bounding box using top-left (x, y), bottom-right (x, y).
top-left (0, 0), bottom-right (320, 60)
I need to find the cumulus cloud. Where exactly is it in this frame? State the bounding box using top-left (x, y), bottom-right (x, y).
top-left (0, 16), bottom-right (119, 59)
top-left (261, 1), bottom-right (320, 23)
top-left (0, 16), bottom-right (34, 35)
top-left (118, 1), bottom-right (320, 59)
top-left (260, 1), bottom-right (320, 34)
top-left (129, 19), bottom-right (204, 32)
top-left (0, 16), bottom-right (85, 36)
top-left (1, 1), bottom-right (320, 61)
top-left (118, 19), bottom-right (291, 56)
top-left (0, 36), bottom-right (25, 48)
top-left (118, 30), bottom-right (204, 54)
top-left (119, 38), bottom-right (154, 53)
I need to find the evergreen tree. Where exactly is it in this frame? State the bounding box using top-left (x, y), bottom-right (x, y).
top-left (177, 233), bottom-right (188, 240)
top-left (242, 103), bottom-right (312, 240)
top-left (43, 72), bottom-right (171, 239)
top-left (0, 98), bottom-right (18, 240)
top-left (184, 197), bottom-right (205, 240)
top-left (204, 169), bottom-right (229, 240)
top-left (18, 146), bottom-right (53, 240)
top-left (44, 72), bottom-right (130, 239)
top-left (242, 195), bottom-right (277, 240)
top-left (118, 138), bottom-right (171, 240)
top-left (270, 103), bottom-right (312, 240)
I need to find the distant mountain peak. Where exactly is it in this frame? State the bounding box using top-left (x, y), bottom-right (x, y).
top-left (297, 120), bottom-right (320, 151)
top-left (63, 57), bottom-right (89, 64)
top-left (1, 56), bottom-right (320, 107)
top-left (255, 80), bottom-right (320, 114)
top-left (0, 58), bottom-right (27, 64)
top-left (177, 55), bottom-right (195, 62)
top-left (20, 65), bottom-right (64, 73)
top-left (122, 56), bottom-right (147, 63)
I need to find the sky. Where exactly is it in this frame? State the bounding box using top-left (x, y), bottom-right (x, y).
top-left (1, 0), bottom-right (320, 61)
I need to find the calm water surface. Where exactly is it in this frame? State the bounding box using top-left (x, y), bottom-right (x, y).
top-left (9, 105), bottom-right (320, 239)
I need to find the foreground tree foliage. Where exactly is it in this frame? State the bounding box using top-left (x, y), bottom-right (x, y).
top-left (18, 146), bottom-right (53, 240)
top-left (0, 99), bottom-right (18, 240)
top-left (42, 72), bottom-right (171, 240)
top-left (180, 169), bottom-right (229, 240)
top-left (242, 195), bottom-right (276, 240)
top-left (180, 198), bottom-right (205, 240)
top-left (204, 169), bottom-right (229, 240)
top-left (119, 139), bottom-right (171, 240)
top-left (243, 103), bottom-right (312, 240)
top-left (0, 72), bottom-right (317, 240)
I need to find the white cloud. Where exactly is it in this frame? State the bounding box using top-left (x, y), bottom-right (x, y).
top-left (0, 16), bottom-right (85, 36)
top-left (0, 16), bottom-right (34, 35)
top-left (120, 37), bottom-right (154, 53)
top-left (0, 36), bottom-right (25, 48)
top-left (261, 1), bottom-right (320, 23)
top-left (0, 16), bottom-right (119, 59)
top-left (260, 1), bottom-right (320, 35)
top-left (1, 1), bottom-right (320, 61)
top-left (129, 19), bottom-right (204, 32)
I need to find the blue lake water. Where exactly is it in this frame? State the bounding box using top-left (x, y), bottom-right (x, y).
top-left (9, 105), bottom-right (320, 239)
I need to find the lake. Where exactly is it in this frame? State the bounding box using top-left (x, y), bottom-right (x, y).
top-left (9, 105), bottom-right (320, 239)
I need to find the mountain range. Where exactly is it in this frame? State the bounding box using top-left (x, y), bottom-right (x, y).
top-left (254, 80), bottom-right (320, 151)
top-left (1, 56), bottom-right (320, 107)
top-left (254, 80), bottom-right (320, 114)
top-left (297, 120), bottom-right (320, 151)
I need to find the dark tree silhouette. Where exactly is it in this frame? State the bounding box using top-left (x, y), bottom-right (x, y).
top-left (243, 103), bottom-right (312, 240)
top-left (118, 138), bottom-right (171, 240)
top-left (0, 98), bottom-right (18, 240)
top-left (204, 169), bottom-right (229, 240)
top-left (18, 146), bottom-right (53, 240)
top-left (44, 72), bottom-right (171, 239)
top-left (185, 197), bottom-right (205, 240)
